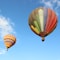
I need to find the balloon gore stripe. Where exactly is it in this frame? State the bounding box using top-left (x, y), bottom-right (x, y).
top-left (4, 34), bottom-right (16, 48)
top-left (29, 7), bottom-right (58, 41)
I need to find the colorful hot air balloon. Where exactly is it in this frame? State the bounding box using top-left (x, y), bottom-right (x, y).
top-left (28, 7), bottom-right (58, 41)
top-left (4, 34), bottom-right (16, 50)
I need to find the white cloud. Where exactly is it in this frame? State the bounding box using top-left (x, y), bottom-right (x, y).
top-left (0, 16), bottom-right (15, 38)
top-left (44, 1), bottom-right (52, 8)
top-left (39, 0), bottom-right (60, 16)
top-left (41, 0), bottom-right (53, 8)
top-left (0, 49), bottom-right (7, 54)
top-left (53, 0), bottom-right (57, 3)
top-left (57, 1), bottom-right (60, 6)
top-left (0, 16), bottom-right (15, 54)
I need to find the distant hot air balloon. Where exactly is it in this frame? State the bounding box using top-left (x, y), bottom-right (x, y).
top-left (28, 7), bottom-right (58, 41)
top-left (4, 34), bottom-right (16, 50)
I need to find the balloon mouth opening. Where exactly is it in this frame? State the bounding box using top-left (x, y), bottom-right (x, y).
top-left (42, 37), bottom-right (45, 42)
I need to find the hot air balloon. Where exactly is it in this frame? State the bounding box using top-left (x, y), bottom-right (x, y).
top-left (28, 7), bottom-right (58, 41)
top-left (4, 34), bottom-right (16, 50)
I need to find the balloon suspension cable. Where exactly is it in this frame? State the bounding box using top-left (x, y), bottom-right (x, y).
top-left (42, 37), bottom-right (45, 42)
top-left (6, 48), bottom-right (8, 51)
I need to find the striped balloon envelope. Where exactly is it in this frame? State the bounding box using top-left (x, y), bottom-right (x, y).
top-left (28, 7), bottom-right (58, 41)
top-left (4, 34), bottom-right (16, 50)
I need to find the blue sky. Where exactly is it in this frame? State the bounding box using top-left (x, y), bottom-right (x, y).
top-left (0, 0), bottom-right (60, 60)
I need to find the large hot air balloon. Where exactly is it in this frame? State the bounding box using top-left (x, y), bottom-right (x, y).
top-left (4, 34), bottom-right (16, 50)
top-left (28, 7), bottom-right (58, 41)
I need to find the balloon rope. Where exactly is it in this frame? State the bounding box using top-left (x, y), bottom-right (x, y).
top-left (5, 47), bottom-right (8, 52)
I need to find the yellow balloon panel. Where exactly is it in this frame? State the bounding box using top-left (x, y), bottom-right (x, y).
top-left (4, 41), bottom-right (13, 48)
top-left (4, 34), bottom-right (16, 49)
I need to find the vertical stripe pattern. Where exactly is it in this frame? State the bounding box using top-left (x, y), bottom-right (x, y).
top-left (29, 7), bottom-right (58, 37)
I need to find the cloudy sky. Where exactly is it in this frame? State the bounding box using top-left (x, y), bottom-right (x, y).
top-left (0, 0), bottom-right (60, 60)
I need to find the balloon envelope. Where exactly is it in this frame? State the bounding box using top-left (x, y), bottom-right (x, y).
top-left (28, 7), bottom-right (58, 41)
top-left (4, 34), bottom-right (16, 49)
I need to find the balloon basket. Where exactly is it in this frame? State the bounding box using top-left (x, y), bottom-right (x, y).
top-left (42, 37), bottom-right (45, 42)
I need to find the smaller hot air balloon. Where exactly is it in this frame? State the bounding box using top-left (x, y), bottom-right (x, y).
top-left (4, 34), bottom-right (16, 50)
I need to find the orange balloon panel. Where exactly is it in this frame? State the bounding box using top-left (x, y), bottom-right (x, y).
top-left (4, 34), bottom-right (16, 48)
